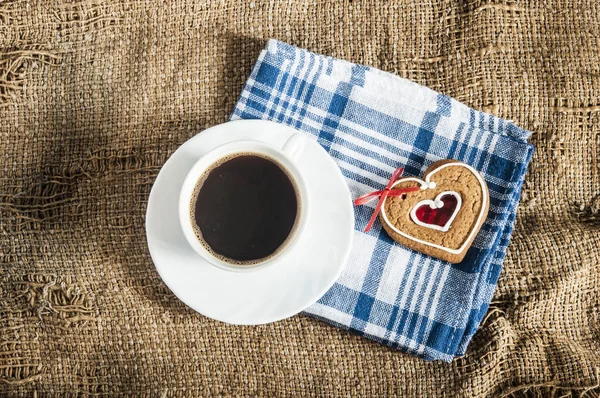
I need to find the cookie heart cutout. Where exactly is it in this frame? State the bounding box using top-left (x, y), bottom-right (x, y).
top-left (379, 160), bottom-right (489, 263)
top-left (410, 191), bottom-right (462, 232)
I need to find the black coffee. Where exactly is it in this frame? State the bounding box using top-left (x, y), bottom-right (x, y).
top-left (190, 153), bottom-right (299, 265)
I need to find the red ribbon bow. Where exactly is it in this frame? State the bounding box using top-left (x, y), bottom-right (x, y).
top-left (353, 167), bottom-right (420, 232)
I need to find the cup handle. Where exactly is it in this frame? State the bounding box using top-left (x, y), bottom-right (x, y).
top-left (281, 133), bottom-right (306, 162)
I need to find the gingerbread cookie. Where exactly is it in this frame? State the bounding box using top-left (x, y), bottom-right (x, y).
top-left (379, 160), bottom-right (489, 263)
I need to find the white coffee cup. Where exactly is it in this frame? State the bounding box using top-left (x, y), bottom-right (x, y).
top-left (178, 133), bottom-right (308, 272)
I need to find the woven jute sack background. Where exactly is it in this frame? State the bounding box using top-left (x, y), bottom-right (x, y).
top-left (1, 0), bottom-right (599, 396)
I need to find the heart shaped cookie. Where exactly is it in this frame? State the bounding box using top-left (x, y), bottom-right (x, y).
top-left (380, 160), bottom-right (489, 263)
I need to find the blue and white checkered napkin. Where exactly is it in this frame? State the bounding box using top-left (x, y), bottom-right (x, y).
top-left (231, 40), bottom-right (534, 361)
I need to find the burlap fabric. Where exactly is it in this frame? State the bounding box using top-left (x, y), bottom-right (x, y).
top-left (1, 1), bottom-right (599, 396)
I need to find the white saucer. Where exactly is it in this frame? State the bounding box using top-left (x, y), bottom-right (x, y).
top-left (145, 120), bottom-right (354, 325)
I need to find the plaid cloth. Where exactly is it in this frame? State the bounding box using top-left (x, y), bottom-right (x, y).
top-left (231, 40), bottom-right (534, 362)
